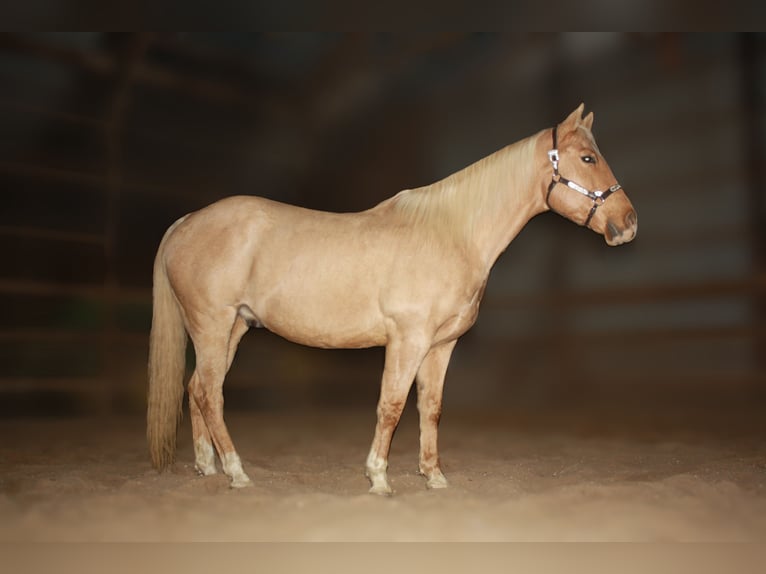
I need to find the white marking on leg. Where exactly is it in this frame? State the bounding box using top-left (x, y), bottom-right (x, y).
top-left (221, 451), bottom-right (253, 488)
top-left (194, 436), bottom-right (218, 476)
top-left (366, 452), bottom-right (392, 496)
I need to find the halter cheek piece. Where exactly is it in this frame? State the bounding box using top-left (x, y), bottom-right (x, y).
top-left (546, 126), bottom-right (622, 228)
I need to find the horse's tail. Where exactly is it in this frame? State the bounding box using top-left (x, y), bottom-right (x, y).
top-left (147, 222), bottom-right (188, 471)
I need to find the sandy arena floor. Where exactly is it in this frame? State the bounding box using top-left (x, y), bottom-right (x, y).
top-left (1, 403), bottom-right (765, 542)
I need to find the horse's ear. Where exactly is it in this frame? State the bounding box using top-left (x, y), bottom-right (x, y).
top-left (561, 103), bottom-right (586, 131)
top-left (582, 111), bottom-right (594, 130)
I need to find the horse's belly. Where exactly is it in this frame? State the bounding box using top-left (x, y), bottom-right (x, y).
top-left (254, 296), bottom-right (386, 350)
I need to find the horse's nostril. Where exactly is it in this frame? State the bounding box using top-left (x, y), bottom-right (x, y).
top-left (625, 210), bottom-right (637, 228)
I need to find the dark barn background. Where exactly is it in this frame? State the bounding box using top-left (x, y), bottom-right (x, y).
top-left (0, 32), bottom-right (764, 420)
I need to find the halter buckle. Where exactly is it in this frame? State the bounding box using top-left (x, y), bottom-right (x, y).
top-left (547, 149), bottom-right (559, 170)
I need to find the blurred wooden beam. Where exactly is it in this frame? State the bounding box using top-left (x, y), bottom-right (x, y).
top-left (486, 275), bottom-right (766, 310)
top-left (0, 225), bottom-right (104, 245)
top-left (0, 33), bottom-right (264, 108)
top-left (739, 32), bottom-right (766, 378)
top-left (0, 278), bottom-right (150, 303)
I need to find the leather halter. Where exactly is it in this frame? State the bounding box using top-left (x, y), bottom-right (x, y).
top-left (546, 126), bottom-right (622, 228)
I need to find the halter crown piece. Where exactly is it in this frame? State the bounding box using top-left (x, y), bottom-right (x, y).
top-left (546, 126), bottom-right (622, 228)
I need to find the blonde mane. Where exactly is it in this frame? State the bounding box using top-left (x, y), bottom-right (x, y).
top-left (390, 133), bottom-right (539, 243)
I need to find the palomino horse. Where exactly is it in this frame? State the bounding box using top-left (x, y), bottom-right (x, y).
top-left (148, 104), bottom-right (637, 494)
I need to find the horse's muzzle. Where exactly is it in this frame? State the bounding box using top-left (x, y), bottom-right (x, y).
top-left (605, 210), bottom-right (638, 246)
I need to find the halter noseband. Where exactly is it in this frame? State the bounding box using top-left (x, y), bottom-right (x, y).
top-left (546, 126), bottom-right (622, 228)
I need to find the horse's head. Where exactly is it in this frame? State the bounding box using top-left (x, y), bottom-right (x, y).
top-left (544, 104), bottom-right (637, 246)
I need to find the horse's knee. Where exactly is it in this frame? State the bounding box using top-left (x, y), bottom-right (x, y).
top-left (377, 400), bottom-right (405, 424)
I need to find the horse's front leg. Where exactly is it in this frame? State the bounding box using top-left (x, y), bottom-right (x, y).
top-left (415, 339), bottom-right (456, 489)
top-left (366, 335), bottom-right (429, 495)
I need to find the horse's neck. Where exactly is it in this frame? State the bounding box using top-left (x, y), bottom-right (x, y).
top-left (416, 130), bottom-right (548, 273)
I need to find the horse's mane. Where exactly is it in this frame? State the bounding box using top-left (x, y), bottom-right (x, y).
top-left (389, 133), bottom-right (539, 244)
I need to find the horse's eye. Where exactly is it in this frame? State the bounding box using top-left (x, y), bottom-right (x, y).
top-left (581, 155), bottom-right (596, 164)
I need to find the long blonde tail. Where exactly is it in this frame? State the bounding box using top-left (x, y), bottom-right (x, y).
top-left (147, 233), bottom-right (187, 471)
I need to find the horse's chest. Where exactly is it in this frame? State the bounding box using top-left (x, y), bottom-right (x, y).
top-left (434, 281), bottom-right (486, 342)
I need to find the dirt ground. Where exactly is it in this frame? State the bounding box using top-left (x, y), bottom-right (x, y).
top-left (1, 402), bottom-right (765, 542)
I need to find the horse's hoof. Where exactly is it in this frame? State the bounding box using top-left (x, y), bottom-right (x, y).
top-left (195, 464), bottom-right (218, 477)
top-left (366, 468), bottom-right (393, 496)
top-left (368, 484), bottom-right (393, 496)
top-left (230, 475), bottom-right (254, 489)
top-left (426, 475), bottom-right (449, 489)
top-left (420, 468), bottom-right (449, 489)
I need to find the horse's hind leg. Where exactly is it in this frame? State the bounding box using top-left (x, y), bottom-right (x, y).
top-left (415, 340), bottom-right (456, 489)
top-left (188, 312), bottom-right (251, 488)
top-left (189, 315), bottom-right (249, 477)
top-left (189, 370), bottom-right (217, 476)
